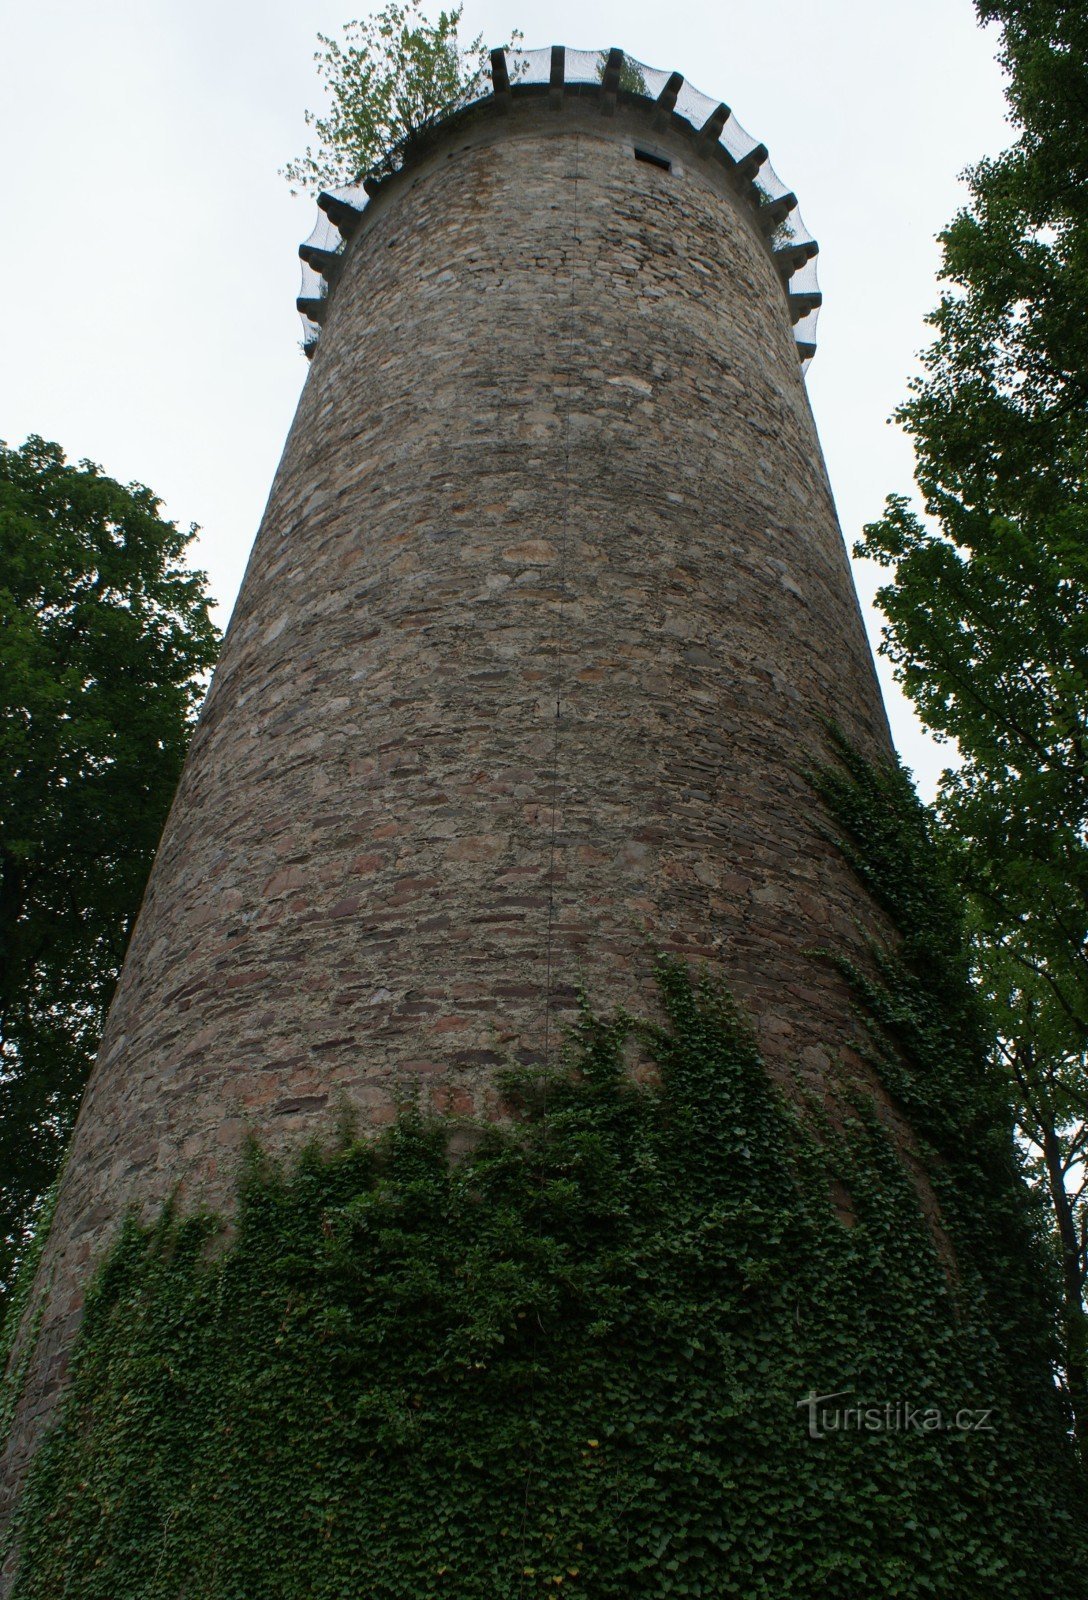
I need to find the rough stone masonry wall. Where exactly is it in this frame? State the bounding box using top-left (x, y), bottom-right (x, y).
top-left (1, 94), bottom-right (894, 1535)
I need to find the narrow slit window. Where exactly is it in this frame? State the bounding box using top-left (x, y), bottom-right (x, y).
top-left (634, 148), bottom-right (671, 172)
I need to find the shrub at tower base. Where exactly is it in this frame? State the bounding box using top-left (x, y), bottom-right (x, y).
top-left (6, 759), bottom-right (1088, 1598)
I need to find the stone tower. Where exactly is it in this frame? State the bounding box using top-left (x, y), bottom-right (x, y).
top-left (3, 46), bottom-right (897, 1540)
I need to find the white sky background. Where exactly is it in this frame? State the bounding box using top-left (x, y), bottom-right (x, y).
top-left (0, 0), bottom-right (1012, 799)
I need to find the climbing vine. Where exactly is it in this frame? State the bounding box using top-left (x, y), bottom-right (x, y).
top-left (6, 748), bottom-right (1087, 1598)
top-left (811, 734), bottom-right (1064, 1389)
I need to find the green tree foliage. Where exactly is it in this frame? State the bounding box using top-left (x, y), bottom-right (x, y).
top-left (0, 438), bottom-right (219, 1318)
top-left (856, 0), bottom-right (1088, 1434)
top-left (282, 2), bottom-right (519, 194)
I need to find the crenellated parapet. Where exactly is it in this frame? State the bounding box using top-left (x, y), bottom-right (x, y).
top-left (296, 45), bottom-right (822, 363)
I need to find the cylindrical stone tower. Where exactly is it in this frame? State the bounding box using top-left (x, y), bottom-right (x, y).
top-left (3, 47), bottom-right (897, 1534)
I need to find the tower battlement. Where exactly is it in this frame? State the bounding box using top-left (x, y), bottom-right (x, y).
top-left (298, 46), bottom-right (822, 363)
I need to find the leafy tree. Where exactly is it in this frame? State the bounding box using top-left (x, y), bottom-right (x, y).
top-left (283, 2), bottom-right (521, 194)
top-left (857, 0), bottom-right (1088, 1439)
top-left (0, 437), bottom-right (219, 1319)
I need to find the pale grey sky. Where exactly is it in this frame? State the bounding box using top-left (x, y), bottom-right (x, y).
top-left (0, 0), bottom-right (1011, 796)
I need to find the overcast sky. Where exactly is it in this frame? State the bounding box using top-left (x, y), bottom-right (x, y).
top-left (1, 0), bottom-right (1012, 797)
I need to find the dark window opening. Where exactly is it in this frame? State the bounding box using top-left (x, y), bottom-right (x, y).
top-left (634, 148), bottom-right (671, 172)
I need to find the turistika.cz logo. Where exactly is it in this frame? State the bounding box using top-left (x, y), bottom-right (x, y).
top-left (797, 1389), bottom-right (997, 1440)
